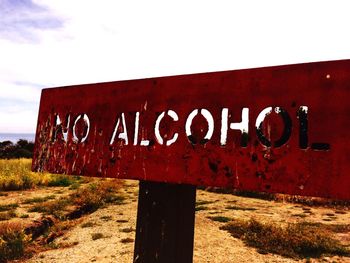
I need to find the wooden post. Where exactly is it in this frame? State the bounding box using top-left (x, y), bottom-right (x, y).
top-left (133, 181), bottom-right (196, 263)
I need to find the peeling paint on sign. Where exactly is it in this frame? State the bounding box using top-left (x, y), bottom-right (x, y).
top-left (32, 60), bottom-right (350, 200)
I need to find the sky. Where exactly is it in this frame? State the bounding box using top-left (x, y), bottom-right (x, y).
top-left (0, 0), bottom-right (350, 133)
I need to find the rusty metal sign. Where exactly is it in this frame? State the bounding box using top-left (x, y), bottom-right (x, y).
top-left (32, 60), bottom-right (350, 200)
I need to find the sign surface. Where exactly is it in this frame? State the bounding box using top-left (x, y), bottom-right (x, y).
top-left (33, 60), bottom-right (350, 200)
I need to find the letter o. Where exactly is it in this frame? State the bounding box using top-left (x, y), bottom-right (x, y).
top-left (255, 107), bottom-right (292, 147)
top-left (185, 108), bottom-right (214, 145)
top-left (73, 114), bottom-right (90, 143)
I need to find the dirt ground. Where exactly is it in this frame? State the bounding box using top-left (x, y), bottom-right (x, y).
top-left (1, 180), bottom-right (349, 263)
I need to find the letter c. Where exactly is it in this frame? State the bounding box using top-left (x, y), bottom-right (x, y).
top-left (155, 110), bottom-right (179, 146)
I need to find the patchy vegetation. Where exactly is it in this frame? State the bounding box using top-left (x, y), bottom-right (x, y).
top-left (221, 218), bottom-right (350, 259)
top-left (0, 158), bottom-right (349, 262)
top-left (196, 200), bottom-right (214, 206)
top-left (203, 187), bottom-right (276, 200)
top-left (0, 158), bottom-right (125, 262)
top-left (23, 195), bottom-right (56, 204)
top-left (0, 222), bottom-right (27, 262)
top-left (195, 206), bottom-right (209, 211)
top-left (0, 178), bottom-right (124, 261)
top-left (26, 180), bottom-right (124, 220)
top-left (81, 221), bottom-right (96, 228)
top-left (0, 159), bottom-right (82, 191)
top-left (207, 216), bottom-right (231, 223)
top-left (0, 211), bottom-right (17, 221)
top-left (225, 205), bottom-right (257, 211)
top-left (27, 198), bottom-right (70, 218)
top-left (67, 180), bottom-right (124, 219)
top-left (0, 204), bottom-right (18, 221)
top-left (203, 187), bottom-right (350, 207)
top-left (0, 204), bottom-right (18, 212)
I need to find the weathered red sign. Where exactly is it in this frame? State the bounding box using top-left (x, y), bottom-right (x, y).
top-left (32, 60), bottom-right (350, 200)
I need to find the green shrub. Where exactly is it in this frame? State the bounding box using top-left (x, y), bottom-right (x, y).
top-left (47, 175), bottom-right (74, 187)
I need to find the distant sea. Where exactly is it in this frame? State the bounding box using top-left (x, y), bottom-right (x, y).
top-left (0, 133), bottom-right (35, 143)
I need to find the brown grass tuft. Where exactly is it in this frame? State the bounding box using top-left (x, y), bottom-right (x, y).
top-left (0, 222), bottom-right (26, 262)
top-left (221, 219), bottom-right (350, 259)
top-left (120, 237), bottom-right (134, 243)
top-left (91, 233), bottom-right (104, 240)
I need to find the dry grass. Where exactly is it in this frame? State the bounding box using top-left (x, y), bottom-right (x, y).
top-left (207, 216), bottom-right (231, 223)
top-left (0, 159), bottom-right (125, 261)
top-left (0, 222), bottom-right (27, 262)
top-left (203, 187), bottom-right (350, 208)
top-left (0, 204), bottom-right (18, 221)
top-left (28, 198), bottom-right (70, 219)
top-left (0, 159), bottom-right (80, 191)
top-left (80, 221), bottom-right (96, 228)
top-left (27, 179), bottom-right (124, 220)
top-left (225, 205), bottom-right (257, 211)
top-left (23, 195), bottom-right (56, 204)
top-left (195, 206), bottom-right (209, 211)
top-left (21, 180), bottom-right (123, 254)
top-left (0, 159), bottom-right (48, 190)
top-left (0, 204), bottom-right (18, 212)
top-left (196, 200), bottom-right (214, 206)
top-left (221, 218), bottom-right (350, 259)
top-left (0, 211), bottom-right (17, 221)
top-left (46, 220), bottom-right (80, 243)
top-left (67, 180), bottom-right (124, 219)
top-left (298, 222), bottom-right (350, 234)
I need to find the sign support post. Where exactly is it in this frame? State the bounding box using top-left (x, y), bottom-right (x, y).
top-left (133, 181), bottom-right (196, 263)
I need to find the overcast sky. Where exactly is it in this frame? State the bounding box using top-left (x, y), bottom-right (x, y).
top-left (0, 0), bottom-right (349, 133)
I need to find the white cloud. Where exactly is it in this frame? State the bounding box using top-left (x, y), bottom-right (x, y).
top-left (1, 0), bottom-right (350, 133)
top-left (0, 109), bottom-right (38, 133)
top-left (0, 81), bottom-right (41, 103)
top-left (0, 0), bottom-right (63, 42)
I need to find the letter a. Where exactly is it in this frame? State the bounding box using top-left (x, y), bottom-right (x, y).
top-left (110, 113), bottom-right (129, 145)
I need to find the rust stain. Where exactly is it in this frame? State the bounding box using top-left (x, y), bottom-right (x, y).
top-left (32, 60), bottom-right (350, 200)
